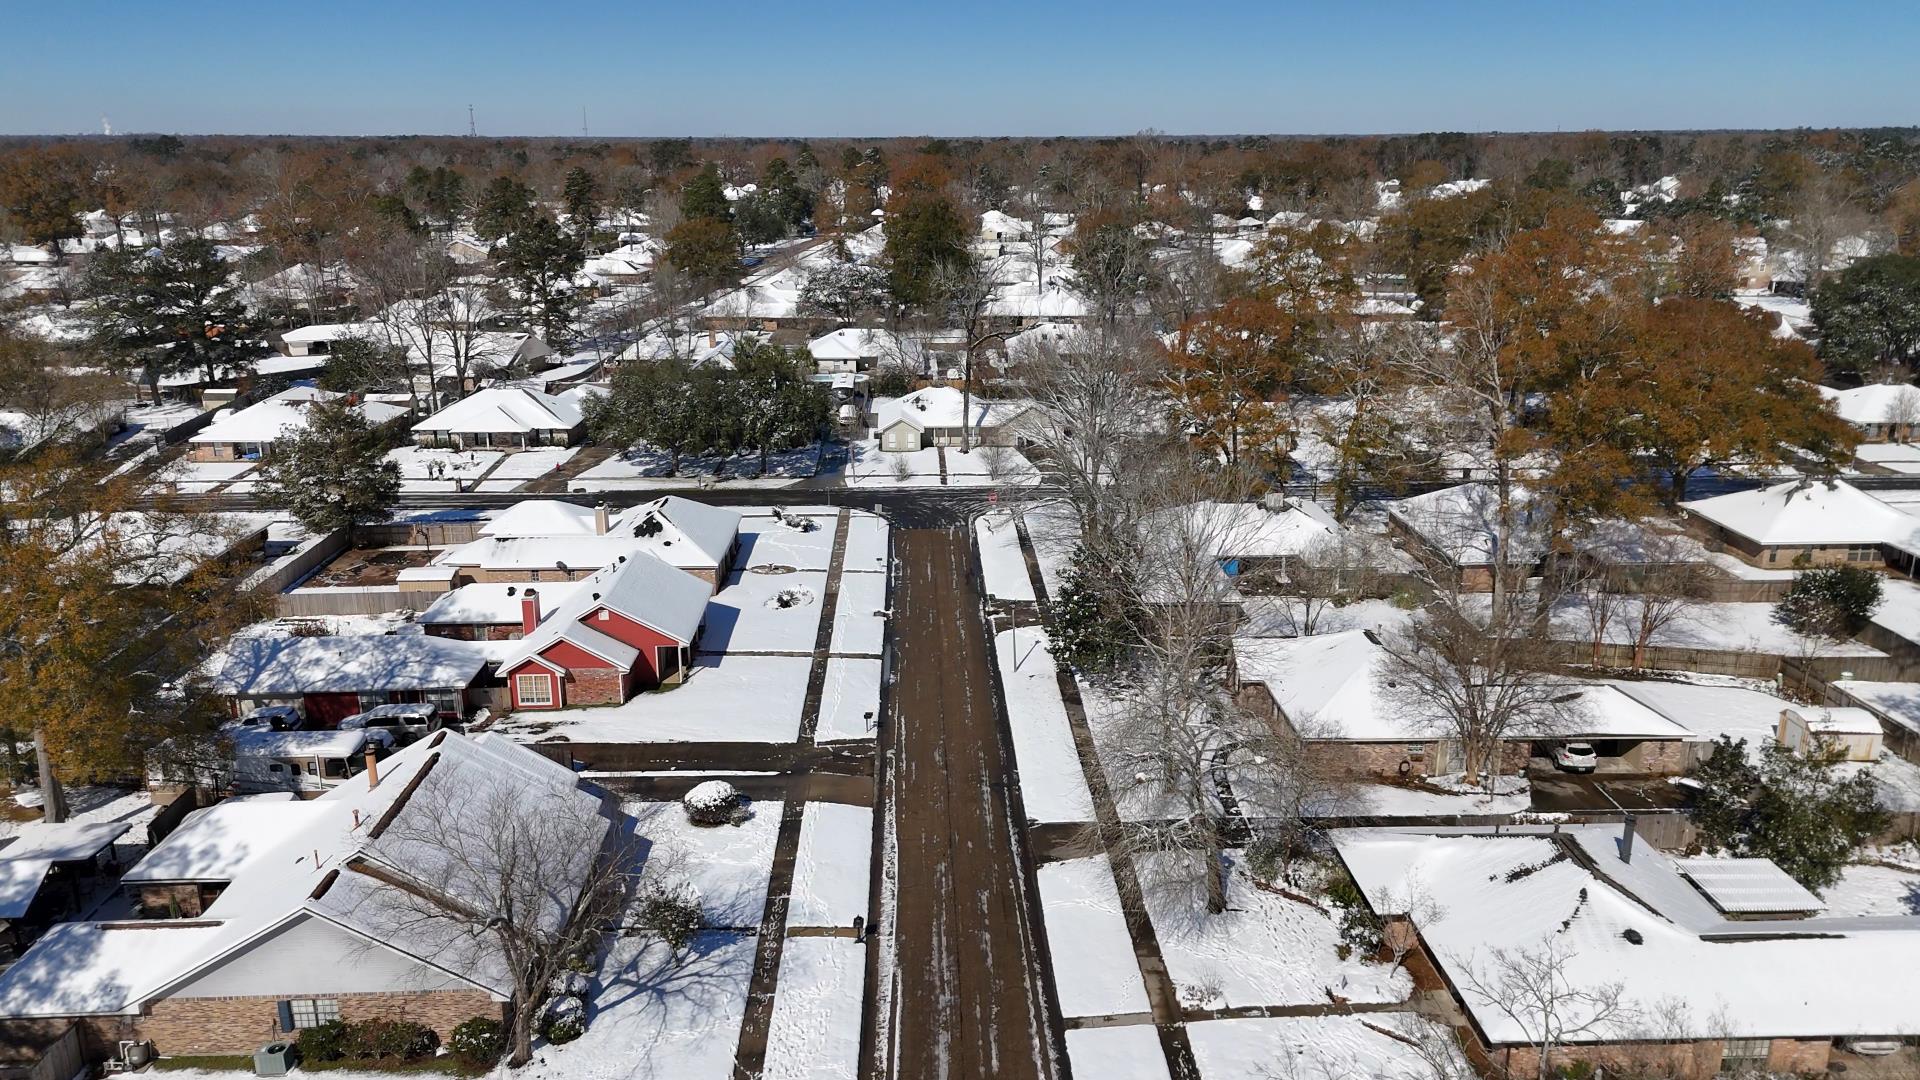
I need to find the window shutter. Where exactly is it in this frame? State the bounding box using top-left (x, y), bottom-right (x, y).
top-left (277, 1000), bottom-right (295, 1032)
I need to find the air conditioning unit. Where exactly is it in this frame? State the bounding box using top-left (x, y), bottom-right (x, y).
top-left (254, 1040), bottom-right (298, 1077)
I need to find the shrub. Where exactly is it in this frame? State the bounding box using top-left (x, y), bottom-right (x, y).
top-left (538, 995), bottom-right (586, 1045)
top-left (348, 1018), bottom-right (439, 1061)
top-left (1244, 834), bottom-right (1288, 885)
top-left (1325, 872), bottom-right (1384, 957)
top-left (683, 780), bottom-right (745, 826)
top-left (448, 1017), bottom-right (506, 1068)
top-left (295, 1020), bottom-right (350, 1063)
top-left (638, 883), bottom-right (706, 951)
top-left (1772, 564), bottom-right (1883, 640)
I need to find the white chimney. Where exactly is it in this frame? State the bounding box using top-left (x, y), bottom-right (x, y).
top-left (595, 503), bottom-right (610, 535)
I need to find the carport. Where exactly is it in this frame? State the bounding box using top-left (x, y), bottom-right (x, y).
top-left (1529, 685), bottom-right (1693, 776)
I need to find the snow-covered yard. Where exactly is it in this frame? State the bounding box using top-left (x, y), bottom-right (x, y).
top-left (1821, 861), bottom-right (1920, 917)
top-left (816, 657), bottom-right (883, 742)
top-left (845, 440), bottom-right (943, 488)
top-left (841, 515), bottom-right (891, 574)
top-left (788, 802), bottom-right (873, 929)
top-left (699, 570), bottom-right (829, 655)
top-left (761, 937), bottom-right (865, 1080)
top-left (1065, 1026), bottom-right (1173, 1080)
top-left (385, 445), bottom-right (502, 480)
top-left (738, 509), bottom-right (841, 572)
top-left (995, 629), bottom-right (1096, 824)
top-left (976, 510), bottom-right (1035, 602)
top-left (1138, 850), bottom-right (1411, 1011)
top-left (1305, 781), bottom-right (1533, 819)
top-left (486, 447), bottom-right (581, 479)
top-left (829, 571), bottom-right (888, 656)
top-left (625, 798), bottom-right (782, 928)
top-left (1038, 857), bottom-right (1150, 1018)
top-left (498, 655), bottom-right (813, 743)
top-left (1523, 595), bottom-right (1885, 658)
top-left (942, 444), bottom-right (1041, 487)
top-left (148, 458), bottom-right (255, 493)
top-left (1186, 1012), bottom-right (1467, 1080)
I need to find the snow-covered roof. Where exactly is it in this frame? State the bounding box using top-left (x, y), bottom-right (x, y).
top-left (202, 635), bottom-right (492, 696)
top-left (1682, 479), bottom-right (1920, 549)
top-left (413, 387), bottom-right (583, 435)
top-left (418, 581), bottom-right (584, 625)
top-left (1784, 705), bottom-right (1883, 736)
top-left (874, 387), bottom-right (1035, 433)
top-left (498, 551), bottom-right (711, 672)
top-left (232, 728), bottom-right (380, 759)
top-left (1388, 483), bottom-right (1551, 567)
top-left (1672, 857), bottom-right (1825, 915)
top-left (479, 499), bottom-right (601, 538)
top-left (280, 321), bottom-right (381, 345)
top-left (189, 387), bottom-right (408, 446)
top-left (808, 327), bottom-right (900, 362)
top-left (441, 496), bottom-right (739, 574)
top-left (1335, 826), bottom-right (1920, 1042)
top-left (1144, 499), bottom-right (1341, 561)
top-left (0, 860), bottom-right (53, 921)
top-left (123, 802), bottom-right (327, 883)
top-left (1819, 383), bottom-right (1920, 426)
top-left (1, 821), bottom-right (130, 865)
top-left (0, 732), bottom-right (612, 1018)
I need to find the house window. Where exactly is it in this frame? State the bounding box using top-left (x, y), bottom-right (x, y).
top-left (598, 609), bottom-right (610, 621)
top-left (1405, 743), bottom-right (1427, 755)
top-left (1847, 544), bottom-right (1879, 562)
top-left (1722, 1038), bottom-right (1770, 1068)
top-left (285, 998), bottom-right (340, 1029)
top-left (516, 673), bottom-right (554, 707)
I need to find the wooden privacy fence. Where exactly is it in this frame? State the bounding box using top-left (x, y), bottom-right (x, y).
top-left (274, 585), bottom-right (419, 618)
top-left (242, 527), bottom-right (348, 597)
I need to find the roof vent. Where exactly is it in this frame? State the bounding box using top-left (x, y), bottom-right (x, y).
top-left (506, 586), bottom-right (517, 596)
top-left (592, 592), bottom-right (601, 601)
top-left (1622, 928), bottom-right (1643, 945)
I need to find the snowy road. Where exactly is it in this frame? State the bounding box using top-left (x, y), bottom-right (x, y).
top-left (883, 527), bottom-right (1058, 1080)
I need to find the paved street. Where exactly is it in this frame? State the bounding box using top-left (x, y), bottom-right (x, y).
top-left (882, 527), bottom-right (1056, 1080)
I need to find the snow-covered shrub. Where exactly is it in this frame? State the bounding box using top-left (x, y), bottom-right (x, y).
top-left (637, 883), bottom-right (706, 951)
top-left (683, 780), bottom-right (745, 826)
top-left (538, 994), bottom-right (586, 1045)
top-left (448, 1017), bottom-right (505, 1068)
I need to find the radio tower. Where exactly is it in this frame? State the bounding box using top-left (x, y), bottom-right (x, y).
top-left (101, 115), bottom-right (112, 136)
top-left (467, 104), bottom-right (476, 137)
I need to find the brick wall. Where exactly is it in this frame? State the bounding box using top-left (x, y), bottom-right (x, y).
top-left (84, 989), bottom-right (504, 1058)
top-left (565, 667), bottom-right (624, 706)
top-left (1628, 738), bottom-right (1689, 775)
top-left (1766, 1037), bottom-right (1831, 1074)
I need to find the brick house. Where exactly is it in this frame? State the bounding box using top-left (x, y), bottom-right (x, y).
top-left (1231, 630), bottom-right (1691, 780)
top-left (186, 386), bottom-right (410, 463)
top-left (1681, 478), bottom-right (1920, 575)
top-left (1385, 483), bottom-right (1551, 592)
top-left (410, 387), bottom-right (584, 451)
top-left (1333, 825), bottom-right (1920, 1078)
top-left (419, 582), bottom-right (584, 640)
top-left (202, 635), bottom-right (492, 728)
top-left (498, 550), bottom-right (713, 711)
top-left (0, 732), bottom-right (622, 1064)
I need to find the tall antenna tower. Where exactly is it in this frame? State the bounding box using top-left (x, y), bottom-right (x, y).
top-left (101, 115), bottom-right (112, 136)
top-left (467, 104), bottom-right (476, 137)
top-left (581, 106), bottom-right (589, 139)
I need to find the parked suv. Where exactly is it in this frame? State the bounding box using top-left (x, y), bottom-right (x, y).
top-left (339, 702), bottom-right (441, 745)
top-left (236, 705), bottom-right (305, 732)
top-left (1551, 742), bottom-right (1598, 773)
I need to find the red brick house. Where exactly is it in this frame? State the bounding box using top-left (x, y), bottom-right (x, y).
top-left (499, 551), bottom-right (712, 711)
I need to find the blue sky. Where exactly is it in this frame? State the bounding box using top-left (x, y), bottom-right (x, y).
top-left (2, 1), bottom-right (1915, 136)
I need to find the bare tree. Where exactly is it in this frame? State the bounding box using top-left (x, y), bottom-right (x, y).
top-left (1886, 385), bottom-right (1920, 444)
top-left (1458, 941), bottom-right (1638, 1080)
top-left (1620, 535), bottom-right (1710, 670)
top-left (352, 768), bottom-right (640, 1067)
top-left (1261, 529), bottom-right (1389, 637)
top-left (1375, 580), bottom-right (1587, 789)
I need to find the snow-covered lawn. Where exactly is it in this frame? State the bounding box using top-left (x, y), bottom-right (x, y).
top-left (995, 629), bottom-right (1096, 824)
top-left (816, 657), bottom-right (883, 742)
top-left (487, 447), bottom-right (581, 478)
top-left (699, 570), bottom-right (829, 655)
top-left (625, 798), bottom-right (782, 928)
top-left (1821, 862), bottom-right (1920, 916)
top-left (942, 444), bottom-right (1041, 487)
top-left (829, 571), bottom-right (888, 656)
top-left (148, 458), bottom-right (254, 493)
top-left (1138, 850), bottom-right (1410, 1011)
top-left (738, 509), bottom-right (841, 572)
top-left (841, 514), bottom-right (891, 575)
top-left (761, 937), bottom-right (865, 1080)
top-left (384, 445), bottom-right (503, 481)
top-left (499, 655), bottom-right (812, 743)
top-left (846, 439), bottom-right (943, 488)
top-left (1038, 857), bottom-right (1150, 1017)
top-left (1023, 501), bottom-right (1081, 597)
top-left (1186, 1013), bottom-right (1466, 1080)
top-left (1520, 595), bottom-right (1885, 658)
top-left (789, 802), bottom-right (873, 929)
top-left (976, 510), bottom-right (1035, 602)
top-left (571, 443), bottom-right (821, 491)
top-left (1306, 781), bottom-right (1533, 818)
top-left (1065, 1026), bottom-right (1172, 1080)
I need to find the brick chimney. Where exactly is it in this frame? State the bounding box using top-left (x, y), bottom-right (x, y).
top-left (520, 588), bottom-right (541, 636)
top-left (594, 503), bottom-right (610, 535)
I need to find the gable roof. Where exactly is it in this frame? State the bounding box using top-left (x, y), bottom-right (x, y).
top-left (809, 327), bottom-right (899, 361)
top-left (623, 495), bottom-right (740, 567)
top-left (478, 500), bottom-right (602, 538)
top-left (497, 551), bottom-right (712, 674)
top-left (0, 732), bottom-right (613, 1018)
top-left (1682, 479), bottom-right (1920, 550)
top-left (413, 387), bottom-right (583, 435)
